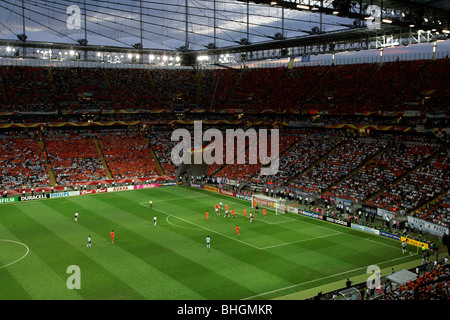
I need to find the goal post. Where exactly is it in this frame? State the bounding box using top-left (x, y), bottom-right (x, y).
top-left (251, 194), bottom-right (287, 215)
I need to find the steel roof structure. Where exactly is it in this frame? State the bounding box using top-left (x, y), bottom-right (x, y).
top-left (0, 0), bottom-right (448, 66)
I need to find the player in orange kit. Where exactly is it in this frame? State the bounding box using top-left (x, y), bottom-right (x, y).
top-left (215, 204), bottom-right (220, 216)
top-left (263, 208), bottom-right (267, 219)
top-left (231, 209), bottom-right (237, 218)
top-left (235, 225), bottom-right (240, 237)
top-left (243, 208), bottom-right (248, 219)
top-left (110, 229), bottom-right (115, 244)
top-left (224, 204), bottom-right (230, 218)
top-left (205, 211), bottom-right (209, 221)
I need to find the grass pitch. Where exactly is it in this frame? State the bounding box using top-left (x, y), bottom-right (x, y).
top-left (0, 186), bottom-right (420, 300)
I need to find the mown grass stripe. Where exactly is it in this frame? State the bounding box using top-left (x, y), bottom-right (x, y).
top-left (80, 194), bottom-right (290, 299)
top-left (0, 206), bottom-right (83, 299)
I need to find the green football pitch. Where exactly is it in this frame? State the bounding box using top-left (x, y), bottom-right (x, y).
top-left (0, 185), bottom-right (421, 300)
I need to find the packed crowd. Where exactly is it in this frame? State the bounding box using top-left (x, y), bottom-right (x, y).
top-left (0, 136), bottom-right (49, 190)
top-left (413, 193), bottom-right (449, 228)
top-left (45, 135), bottom-right (108, 184)
top-left (106, 68), bottom-right (159, 109)
top-left (291, 138), bottom-right (389, 194)
top-left (0, 66), bottom-right (57, 111)
top-left (326, 141), bottom-right (439, 203)
top-left (148, 127), bottom-right (179, 176)
top-left (51, 67), bottom-right (112, 107)
top-left (151, 69), bottom-right (198, 106)
top-left (381, 263), bottom-right (450, 300)
top-left (98, 133), bottom-right (160, 179)
top-left (367, 147), bottom-right (449, 215)
top-left (214, 131), bottom-right (297, 181)
top-left (1, 59), bottom-right (449, 114)
top-left (230, 67), bottom-right (285, 108)
top-left (266, 134), bottom-right (342, 186)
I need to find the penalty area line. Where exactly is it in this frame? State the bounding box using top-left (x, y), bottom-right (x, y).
top-left (138, 203), bottom-right (262, 250)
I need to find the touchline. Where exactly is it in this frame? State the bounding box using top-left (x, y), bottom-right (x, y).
top-left (171, 121), bottom-right (280, 175)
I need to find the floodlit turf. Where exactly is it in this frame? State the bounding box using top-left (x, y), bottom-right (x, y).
top-left (0, 186), bottom-right (420, 300)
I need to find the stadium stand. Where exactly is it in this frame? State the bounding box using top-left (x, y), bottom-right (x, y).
top-left (213, 130), bottom-right (297, 182)
top-left (0, 59), bottom-right (449, 113)
top-left (0, 60), bottom-right (448, 222)
top-left (381, 264), bottom-right (450, 300)
top-left (151, 69), bottom-right (198, 105)
top-left (44, 133), bottom-right (108, 185)
top-left (50, 67), bottom-right (112, 109)
top-left (291, 137), bottom-right (389, 194)
top-left (0, 66), bottom-right (57, 112)
top-left (262, 131), bottom-right (342, 186)
top-left (367, 146), bottom-right (449, 214)
top-left (106, 68), bottom-right (159, 109)
top-left (148, 127), bottom-right (179, 176)
top-left (98, 131), bottom-right (160, 179)
top-left (414, 192), bottom-right (450, 228)
top-left (0, 135), bottom-right (49, 190)
top-left (326, 140), bottom-right (439, 203)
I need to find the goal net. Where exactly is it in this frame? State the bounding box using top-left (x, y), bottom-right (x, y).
top-left (251, 194), bottom-right (287, 215)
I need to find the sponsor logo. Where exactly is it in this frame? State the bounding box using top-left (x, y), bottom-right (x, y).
top-left (324, 216), bottom-right (350, 227)
top-left (134, 183), bottom-right (159, 190)
top-left (219, 189), bottom-right (234, 197)
top-left (112, 186), bottom-right (130, 192)
top-left (0, 197), bottom-right (17, 204)
top-left (80, 188), bottom-right (107, 195)
top-left (50, 192), bottom-right (70, 198)
top-left (20, 194), bottom-right (49, 201)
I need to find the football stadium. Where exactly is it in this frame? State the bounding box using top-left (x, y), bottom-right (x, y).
top-left (0, 0), bottom-right (449, 304)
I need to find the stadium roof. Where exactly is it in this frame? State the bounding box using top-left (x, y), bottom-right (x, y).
top-left (0, 0), bottom-right (449, 65)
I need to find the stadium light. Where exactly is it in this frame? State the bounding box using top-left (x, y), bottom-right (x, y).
top-left (296, 4), bottom-right (309, 10)
top-left (382, 18), bottom-right (393, 24)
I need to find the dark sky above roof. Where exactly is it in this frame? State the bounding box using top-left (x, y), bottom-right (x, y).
top-left (0, 0), bottom-right (361, 50)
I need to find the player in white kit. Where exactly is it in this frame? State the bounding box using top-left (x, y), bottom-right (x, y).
top-left (206, 236), bottom-right (211, 248)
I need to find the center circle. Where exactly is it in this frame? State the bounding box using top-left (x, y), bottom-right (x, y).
top-left (0, 239), bottom-right (30, 269)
